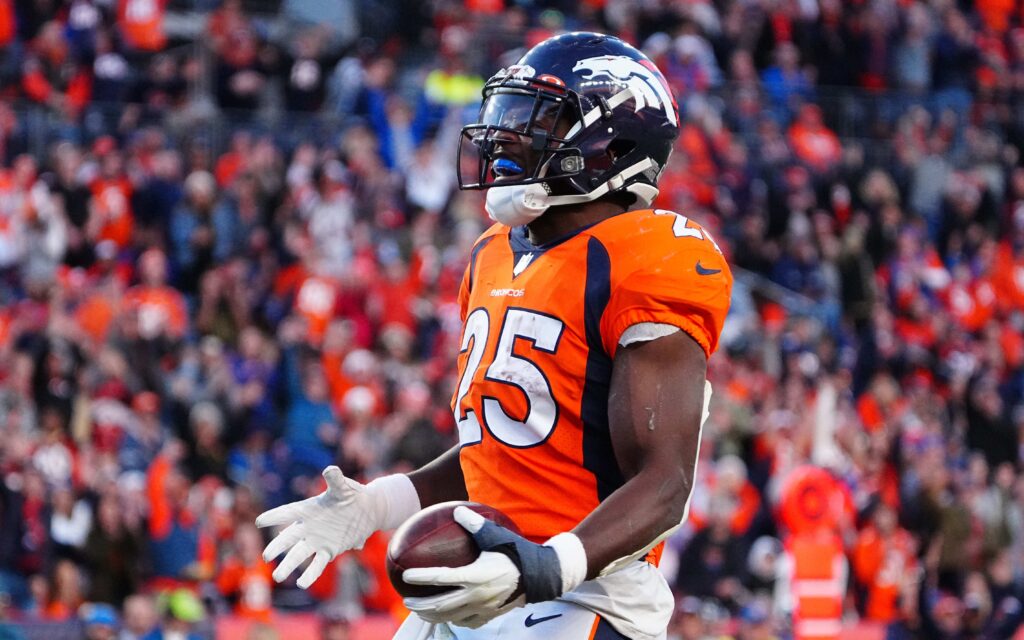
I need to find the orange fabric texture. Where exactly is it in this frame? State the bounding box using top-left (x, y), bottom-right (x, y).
top-left (0, 0), bottom-right (13, 46)
top-left (789, 122), bottom-right (842, 173)
top-left (22, 69), bottom-right (53, 103)
top-left (147, 455), bottom-right (174, 539)
top-left (852, 527), bottom-right (917, 623)
top-left (124, 285), bottom-right (188, 338)
top-left (90, 177), bottom-right (134, 248)
top-left (294, 275), bottom-right (338, 346)
top-left (216, 559), bottom-right (274, 621)
top-left (946, 278), bottom-right (997, 331)
top-left (74, 295), bottom-right (117, 344)
top-left (994, 241), bottom-right (1024, 312)
top-left (359, 531), bottom-right (403, 613)
top-left (977, 0), bottom-right (1015, 32)
top-left (455, 209), bottom-right (732, 542)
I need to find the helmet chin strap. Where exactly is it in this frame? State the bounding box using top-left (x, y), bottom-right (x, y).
top-left (542, 157), bottom-right (659, 207)
top-left (485, 158), bottom-right (660, 227)
top-left (485, 182), bottom-right (551, 227)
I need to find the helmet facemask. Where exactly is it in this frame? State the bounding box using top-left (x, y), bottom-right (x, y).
top-left (457, 76), bottom-right (585, 192)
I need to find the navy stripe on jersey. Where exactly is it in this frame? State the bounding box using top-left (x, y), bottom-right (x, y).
top-left (592, 616), bottom-right (630, 640)
top-left (581, 236), bottom-right (624, 501)
top-left (468, 236), bottom-right (494, 292)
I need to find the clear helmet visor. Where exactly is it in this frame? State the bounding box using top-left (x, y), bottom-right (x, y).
top-left (458, 87), bottom-right (580, 189)
top-left (479, 91), bottom-right (564, 133)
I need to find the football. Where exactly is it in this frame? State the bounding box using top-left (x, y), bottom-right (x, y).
top-left (386, 501), bottom-right (519, 598)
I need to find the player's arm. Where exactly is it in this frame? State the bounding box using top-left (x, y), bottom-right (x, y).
top-left (574, 327), bottom-right (706, 577)
top-left (408, 445), bottom-right (469, 506)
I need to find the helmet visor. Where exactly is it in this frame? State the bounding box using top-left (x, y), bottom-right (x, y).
top-left (458, 86), bottom-right (581, 189)
top-left (479, 91), bottom-right (565, 133)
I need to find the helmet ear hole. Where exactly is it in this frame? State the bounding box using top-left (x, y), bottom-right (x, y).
top-left (606, 139), bottom-right (636, 161)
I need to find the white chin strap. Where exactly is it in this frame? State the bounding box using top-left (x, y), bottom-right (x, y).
top-left (485, 158), bottom-right (661, 227)
top-left (485, 182), bottom-right (551, 227)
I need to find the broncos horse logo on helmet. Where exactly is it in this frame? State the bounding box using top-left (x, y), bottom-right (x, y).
top-left (457, 32), bottom-right (681, 226)
top-left (572, 55), bottom-right (678, 127)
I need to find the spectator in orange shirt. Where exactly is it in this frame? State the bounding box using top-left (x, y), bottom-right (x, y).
top-left (945, 263), bottom-right (997, 332)
top-left (993, 206), bottom-right (1024, 312)
top-left (852, 502), bottom-right (918, 623)
top-left (117, 0), bottom-right (167, 52)
top-left (788, 104), bottom-right (842, 175)
top-left (216, 523), bottom-right (274, 622)
top-left (123, 248), bottom-right (188, 341)
top-left (146, 443), bottom-right (215, 587)
top-left (214, 132), bottom-right (252, 189)
top-left (356, 530), bottom-right (403, 618)
top-left (88, 146), bottom-right (133, 250)
top-left (857, 373), bottom-right (906, 433)
top-left (21, 22), bottom-right (91, 117)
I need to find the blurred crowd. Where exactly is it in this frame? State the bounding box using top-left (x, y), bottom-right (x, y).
top-left (1, 0), bottom-right (1024, 639)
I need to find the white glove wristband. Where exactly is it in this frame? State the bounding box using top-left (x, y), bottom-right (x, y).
top-left (544, 532), bottom-right (588, 595)
top-left (365, 474), bottom-right (421, 530)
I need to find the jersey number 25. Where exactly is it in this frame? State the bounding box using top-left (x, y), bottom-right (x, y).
top-left (454, 307), bottom-right (564, 448)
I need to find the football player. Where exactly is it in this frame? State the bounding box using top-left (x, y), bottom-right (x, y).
top-left (256, 32), bottom-right (732, 639)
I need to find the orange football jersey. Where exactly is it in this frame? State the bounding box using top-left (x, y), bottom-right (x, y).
top-left (453, 208), bottom-right (732, 543)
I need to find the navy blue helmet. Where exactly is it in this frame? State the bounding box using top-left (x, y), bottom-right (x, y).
top-left (458, 32), bottom-right (681, 208)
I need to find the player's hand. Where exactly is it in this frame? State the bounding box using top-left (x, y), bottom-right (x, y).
top-left (402, 506), bottom-right (567, 628)
top-left (256, 466), bottom-right (384, 588)
top-left (404, 550), bottom-right (524, 628)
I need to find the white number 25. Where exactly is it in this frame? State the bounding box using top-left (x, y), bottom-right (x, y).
top-left (454, 308), bottom-right (564, 448)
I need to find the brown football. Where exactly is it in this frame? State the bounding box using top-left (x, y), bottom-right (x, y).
top-left (386, 501), bottom-right (519, 598)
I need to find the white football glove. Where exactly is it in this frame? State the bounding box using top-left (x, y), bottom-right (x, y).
top-left (256, 465), bottom-right (419, 588)
top-left (402, 507), bottom-right (588, 629)
top-left (405, 551), bottom-right (524, 628)
top-left (402, 508), bottom-right (525, 628)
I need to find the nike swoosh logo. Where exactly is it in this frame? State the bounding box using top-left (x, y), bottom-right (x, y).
top-left (695, 260), bottom-right (721, 276)
top-left (524, 613), bottom-right (563, 627)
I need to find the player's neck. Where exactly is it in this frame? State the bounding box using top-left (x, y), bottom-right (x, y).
top-left (525, 201), bottom-right (628, 246)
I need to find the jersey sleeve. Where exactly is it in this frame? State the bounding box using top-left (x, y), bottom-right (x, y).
top-left (602, 226), bottom-right (732, 359)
